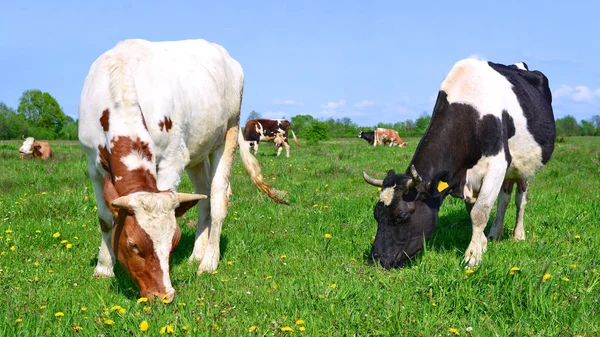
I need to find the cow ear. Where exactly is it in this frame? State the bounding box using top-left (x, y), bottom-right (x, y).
top-left (175, 193), bottom-right (207, 217)
top-left (34, 143), bottom-right (42, 150)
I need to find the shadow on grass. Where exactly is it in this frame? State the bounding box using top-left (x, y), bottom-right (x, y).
top-left (99, 226), bottom-right (231, 300)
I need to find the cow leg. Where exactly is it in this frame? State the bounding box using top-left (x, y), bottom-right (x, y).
top-left (464, 157), bottom-right (507, 267)
top-left (284, 140), bottom-right (290, 157)
top-left (197, 126), bottom-right (238, 274)
top-left (186, 160), bottom-right (211, 263)
top-left (89, 168), bottom-right (115, 278)
top-left (488, 180), bottom-right (514, 240)
top-left (276, 145), bottom-right (283, 156)
top-left (513, 179), bottom-right (529, 241)
top-left (254, 142), bottom-right (259, 155)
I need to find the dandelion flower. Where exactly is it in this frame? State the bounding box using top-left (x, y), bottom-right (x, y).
top-left (52, 232), bottom-right (60, 238)
top-left (54, 312), bottom-right (64, 318)
top-left (542, 273), bottom-right (551, 281)
top-left (509, 266), bottom-right (520, 275)
top-left (465, 269), bottom-right (474, 274)
top-left (211, 271), bottom-right (218, 275)
top-left (72, 326), bottom-right (83, 332)
top-left (61, 240), bottom-right (68, 244)
top-left (281, 326), bottom-right (294, 332)
top-left (330, 283), bottom-right (337, 289)
top-left (104, 319), bottom-right (114, 325)
top-left (5, 229), bottom-right (12, 234)
top-left (143, 306), bottom-right (151, 312)
top-left (324, 233), bottom-right (332, 239)
top-left (449, 327), bottom-right (460, 335)
top-left (111, 305), bottom-right (123, 311)
top-left (562, 277), bottom-right (569, 282)
top-left (574, 235), bottom-right (580, 239)
top-left (15, 318), bottom-right (22, 323)
top-left (35, 230), bottom-right (41, 233)
top-left (295, 319), bottom-right (304, 325)
top-left (313, 204), bottom-right (319, 208)
top-left (139, 320), bottom-right (149, 332)
top-left (266, 275), bottom-right (273, 280)
top-left (227, 261), bottom-right (232, 265)
top-left (10, 246), bottom-right (15, 251)
top-left (81, 307), bottom-right (87, 311)
top-left (66, 244), bottom-right (73, 249)
top-left (280, 254), bottom-right (287, 259)
top-left (137, 297), bottom-right (148, 303)
top-left (249, 325), bottom-right (258, 332)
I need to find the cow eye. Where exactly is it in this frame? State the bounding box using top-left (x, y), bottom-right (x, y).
top-left (128, 241), bottom-right (140, 254)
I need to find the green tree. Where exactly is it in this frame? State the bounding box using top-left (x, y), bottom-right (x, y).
top-left (59, 116), bottom-right (79, 140)
top-left (291, 114), bottom-right (315, 138)
top-left (580, 120), bottom-right (596, 136)
top-left (0, 102), bottom-right (29, 140)
top-left (304, 120), bottom-right (329, 145)
top-left (18, 89), bottom-right (66, 135)
top-left (246, 110), bottom-right (261, 122)
top-left (555, 115), bottom-right (581, 136)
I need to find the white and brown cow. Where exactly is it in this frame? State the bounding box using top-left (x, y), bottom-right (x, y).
top-left (19, 136), bottom-right (54, 159)
top-left (374, 128), bottom-right (407, 147)
top-left (363, 59), bottom-right (555, 269)
top-left (79, 38), bottom-right (288, 302)
top-left (243, 118), bottom-right (299, 157)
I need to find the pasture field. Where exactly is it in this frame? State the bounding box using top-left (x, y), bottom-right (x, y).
top-left (0, 137), bottom-right (598, 336)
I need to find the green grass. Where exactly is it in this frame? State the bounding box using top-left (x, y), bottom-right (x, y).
top-left (0, 137), bottom-right (598, 336)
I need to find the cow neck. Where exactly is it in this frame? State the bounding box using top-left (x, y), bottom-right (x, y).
top-left (406, 91), bottom-right (478, 193)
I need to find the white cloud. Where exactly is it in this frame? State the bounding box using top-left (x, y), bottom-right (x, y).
top-left (354, 100), bottom-right (374, 108)
top-left (553, 85), bottom-right (600, 103)
top-left (320, 99), bottom-right (346, 109)
top-left (272, 99), bottom-right (303, 105)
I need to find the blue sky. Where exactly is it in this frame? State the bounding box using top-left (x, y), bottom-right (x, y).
top-left (1, 1), bottom-right (598, 126)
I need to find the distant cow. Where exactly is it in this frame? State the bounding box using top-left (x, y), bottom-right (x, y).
top-left (374, 128), bottom-right (407, 147)
top-left (19, 136), bottom-right (54, 159)
top-left (358, 131), bottom-right (375, 145)
top-left (243, 118), bottom-right (299, 157)
top-left (363, 59), bottom-right (555, 269)
top-left (79, 38), bottom-right (288, 302)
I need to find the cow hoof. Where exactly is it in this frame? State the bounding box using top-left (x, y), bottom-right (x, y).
top-left (93, 266), bottom-right (114, 278)
top-left (513, 230), bottom-right (525, 241)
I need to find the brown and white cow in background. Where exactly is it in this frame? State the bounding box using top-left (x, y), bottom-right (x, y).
top-left (243, 118), bottom-right (299, 157)
top-left (79, 38), bottom-right (288, 302)
top-left (19, 136), bottom-right (55, 159)
top-left (374, 128), bottom-right (407, 147)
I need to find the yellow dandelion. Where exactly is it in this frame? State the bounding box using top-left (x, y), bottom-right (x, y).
top-left (52, 232), bottom-right (60, 238)
top-left (465, 269), bottom-right (474, 274)
top-left (227, 261), bottom-right (232, 265)
top-left (111, 305), bottom-right (123, 311)
top-left (182, 325), bottom-right (188, 331)
top-left (509, 266), bottom-right (520, 275)
top-left (41, 192), bottom-right (47, 195)
top-left (104, 319), bottom-right (114, 325)
top-left (574, 235), bottom-right (581, 239)
top-left (34, 262), bottom-right (39, 267)
top-left (118, 308), bottom-right (126, 314)
top-left (266, 275), bottom-right (273, 280)
top-left (137, 297), bottom-right (148, 303)
top-left (570, 264), bottom-right (577, 269)
top-left (10, 246), bottom-right (15, 251)
top-left (5, 229), bottom-right (12, 234)
top-left (143, 306), bottom-right (151, 312)
top-left (295, 319), bottom-right (305, 325)
top-left (81, 307), bottom-right (87, 311)
top-left (54, 312), bottom-right (64, 318)
top-left (211, 271), bottom-right (218, 275)
top-left (249, 325), bottom-right (258, 332)
top-left (449, 327), bottom-right (460, 335)
top-left (324, 233), bottom-right (332, 239)
top-left (139, 320), bottom-right (149, 332)
top-left (15, 318), bottom-right (22, 323)
top-left (542, 273), bottom-right (551, 281)
top-left (60, 240), bottom-right (68, 244)
top-left (34, 276), bottom-right (39, 282)
top-left (35, 230), bottom-right (41, 233)
top-left (313, 204), bottom-right (319, 208)
top-left (66, 243), bottom-right (73, 249)
top-left (72, 326), bottom-right (83, 332)
top-left (562, 277), bottom-right (569, 282)
top-left (280, 254), bottom-right (287, 259)
top-left (330, 283), bottom-right (337, 289)
top-left (323, 205), bottom-right (329, 209)
top-left (281, 326), bottom-right (294, 332)
top-left (40, 306), bottom-right (46, 310)
top-left (431, 302), bottom-right (437, 307)
top-left (273, 283), bottom-right (279, 290)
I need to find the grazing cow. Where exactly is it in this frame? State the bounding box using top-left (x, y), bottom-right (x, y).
top-left (19, 136), bottom-right (54, 159)
top-left (374, 128), bottom-right (407, 147)
top-left (79, 39), bottom-right (288, 302)
top-left (363, 59), bottom-right (555, 269)
top-left (243, 118), bottom-right (299, 157)
top-left (358, 131), bottom-right (375, 145)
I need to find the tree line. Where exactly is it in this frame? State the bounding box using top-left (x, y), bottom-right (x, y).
top-left (2, 91), bottom-right (599, 141)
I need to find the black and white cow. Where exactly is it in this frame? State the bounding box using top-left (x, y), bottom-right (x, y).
top-left (358, 131), bottom-right (375, 145)
top-left (363, 59), bottom-right (555, 268)
top-left (244, 118), bottom-right (299, 157)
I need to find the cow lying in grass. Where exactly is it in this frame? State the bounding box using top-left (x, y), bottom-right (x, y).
top-left (363, 59), bottom-right (555, 269)
top-left (19, 136), bottom-right (54, 159)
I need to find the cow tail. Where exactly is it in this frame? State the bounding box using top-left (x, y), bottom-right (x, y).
top-left (291, 130), bottom-right (301, 147)
top-left (237, 129), bottom-right (290, 205)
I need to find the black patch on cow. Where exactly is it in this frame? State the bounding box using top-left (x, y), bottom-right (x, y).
top-left (359, 131), bottom-right (375, 145)
top-left (502, 110), bottom-right (514, 165)
top-left (487, 62), bottom-right (555, 164)
top-left (476, 114), bottom-right (503, 157)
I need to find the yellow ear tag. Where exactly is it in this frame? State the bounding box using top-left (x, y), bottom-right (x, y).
top-left (437, 181), bottom-right (449, 192)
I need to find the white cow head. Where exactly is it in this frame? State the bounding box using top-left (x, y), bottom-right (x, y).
top-left (19, 136), bottom-right (35, 155)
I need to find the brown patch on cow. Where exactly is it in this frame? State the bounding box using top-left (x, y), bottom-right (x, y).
top-left (98, 145), bottom-right (111, 172)
top-left (158, 116), bottom-right (173, 132)
top-left (139, 105), bottom-right (148, 131)
top-left (108, 136), bottom-right (158, 195)
top-left (100, 109), bottom-right (110, 132)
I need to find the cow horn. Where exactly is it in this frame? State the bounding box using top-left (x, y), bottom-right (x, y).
top-left (406, 165), bottom-right (423, 189)
top-left (363, 172), bottom-right (383, 187)
top-left (111, 196), bottom-right (132, 209)
top-left (177, 193), bottom-right (208, 203)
